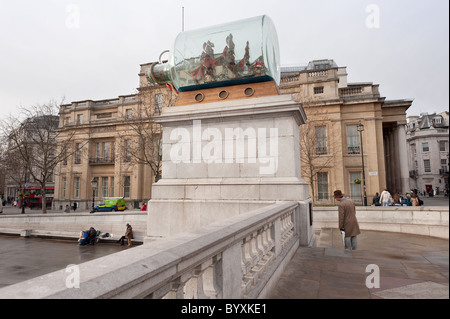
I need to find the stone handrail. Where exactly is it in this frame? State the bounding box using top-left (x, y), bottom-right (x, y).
top-left (0, 201), bottom-right (304, 299)
top-left (312, 206), bottom-right (449, 239)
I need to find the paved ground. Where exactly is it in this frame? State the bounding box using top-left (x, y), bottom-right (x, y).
top-left (269, 228), bottom-right (449, 299)
top-left (0, 235), bottom-right (133, 289)
top-left (0, 196), bottom-right (448, 298)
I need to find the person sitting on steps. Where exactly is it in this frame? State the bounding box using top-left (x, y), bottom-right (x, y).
top-left (117, 223), bottom-right (133, 247)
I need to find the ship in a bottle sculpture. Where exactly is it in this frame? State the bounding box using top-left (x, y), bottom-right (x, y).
top-left (146, 15), bottom-right (281, 105)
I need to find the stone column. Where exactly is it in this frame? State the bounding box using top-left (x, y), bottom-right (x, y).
top-left (389, 129), bottom-right (396, 192)
top-left (396, 122), bottom-right (410, 193)
top-left (383, 129), bottom-right (391, 191)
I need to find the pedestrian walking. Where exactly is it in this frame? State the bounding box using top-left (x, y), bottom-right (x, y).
top-left (334, 190), bottom-right (361, 250)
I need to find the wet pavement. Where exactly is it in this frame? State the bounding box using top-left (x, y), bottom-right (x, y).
top-left (0, 196), bottom-right (448, 298)
top-left (270, 229), bottom-right (449, 299)
top-left (0, 235), bottom-right (131, 289)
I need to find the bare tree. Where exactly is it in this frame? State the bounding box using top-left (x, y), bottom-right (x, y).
top-left (297, 102), bottom-right (338, 205)
top-left (118, 86), bottom-right (175, 183)
top-left (0, 146), bottom-right (28, 200)
top-left (0, 100), bottom-right (78, 213)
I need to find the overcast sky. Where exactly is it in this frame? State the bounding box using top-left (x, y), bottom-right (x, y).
top-left (0, 0), bottom-right (448, 120)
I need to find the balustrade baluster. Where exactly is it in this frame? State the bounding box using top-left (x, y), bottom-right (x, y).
top-left (162, 278), bottom-right (184, 299)
top-left (241, 236), bottom-right (254, 294)
top-left (202, 255), bottom-right (222, 299)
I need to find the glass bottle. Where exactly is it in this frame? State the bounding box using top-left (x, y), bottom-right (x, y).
top-left (147, 15), bottom-right (280, 92)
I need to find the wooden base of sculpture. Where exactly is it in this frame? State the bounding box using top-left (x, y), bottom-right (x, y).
top-left (175, 81), bottom-right (280, 106)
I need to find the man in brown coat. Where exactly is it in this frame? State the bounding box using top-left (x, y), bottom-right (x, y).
top-left (125, 223), bottom-right (133, 247)
top-left (334, 190), bottom-right (361, 250)
top-left (117, 223), bottom-right (134, 247)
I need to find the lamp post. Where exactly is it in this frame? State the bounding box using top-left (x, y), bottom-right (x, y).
top-left (90, 177), bottom-right (98, 213)
top-left (357, 122), bottom-right (367, 206)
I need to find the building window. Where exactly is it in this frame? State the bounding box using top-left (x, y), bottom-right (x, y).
top-left (424, 159), bottom-right (431, 173)
top-left (74, 177), bottom-right (80, 198)
top-left (315, 126), bottom-right (327, 155)
top-left (77, 114), bottom-right (83, 125)
top-left (126, 109), bottom-right (132, 119)
top-left (349, 172), bottom-right (362, 201)
top-left (411, 143), bottom-right (416, 155)
top-left (63, 146), bottom-right (68, 165)
top-left (101, 177), bottom-right (108, 198)
top-left (440, 141), bottom-right (446, 152)
top-left (93, 176), bottom-right (99, 197)
top-left (441, 159), bottom-right (447, 171)
top-left (346, 126), bottom-right (360, 154)
top-left (96, 143), bottom-right (101, 160)
top-left (103, 142), bottom-right (111, 161)
top-left (75, 143), bottom-right (82, 164)
top-left (314, 87), bottom-right (324, 95)
top-left (123, 176), bottom-right (130, 198)
top-left (422, 142), bottom-right (429, 152)
top-left (62, 177), bottom-right (67, 199)
top-left (317, 172), bottom-right (329, 200)
top-left (124, 140), bottom-right (132, 162)
top-left (110, 177), bottom-right (115, 197)
top-left (111, 142), bottom-right (115, 162)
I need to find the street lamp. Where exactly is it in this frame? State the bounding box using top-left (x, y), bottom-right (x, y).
top-left (90, 177), bottom-right (98, 213)
top-left (357, 122), bottom-right (367, 206)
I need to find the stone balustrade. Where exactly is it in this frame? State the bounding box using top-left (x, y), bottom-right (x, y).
top-left (312, 206), bottom-right (449, 239)
top-left (0, 201), bottom-right (309, 299)
top-left (307, 70), bottom-right (328, 77)
top-left (339, 86), bottom-right (363, 96)
top-left (338, 84), bottom-right (380, 98)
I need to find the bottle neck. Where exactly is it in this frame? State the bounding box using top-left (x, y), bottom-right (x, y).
top-left (147, 61), bottom-right (171, 85)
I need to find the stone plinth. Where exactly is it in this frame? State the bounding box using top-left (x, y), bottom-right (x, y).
top-left (147, 93), bottom-right (310, 238)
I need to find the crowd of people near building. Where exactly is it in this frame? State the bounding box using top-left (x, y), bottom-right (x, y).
top-left (371, 188), bottom-right (431, 206)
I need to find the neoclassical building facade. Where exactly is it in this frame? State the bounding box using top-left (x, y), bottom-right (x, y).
top-left (406, 111), bottom-right (449, 195)
top-left (53, 66), bottom-right (174, 210)
top-left (53, 59), bottom-right (413, 208)
top-left (279, 59), bottom-right (412, 204)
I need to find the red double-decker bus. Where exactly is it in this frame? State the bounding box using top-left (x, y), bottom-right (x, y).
top-left (22, 188), bottom-right (54, 209)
